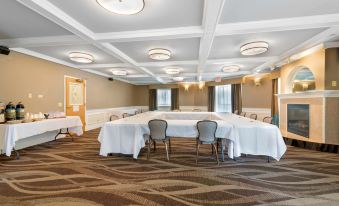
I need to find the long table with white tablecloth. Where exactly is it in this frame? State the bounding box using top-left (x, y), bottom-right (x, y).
top-left (0, 116), bottom-right (83, 157)
top-left (98, 112), bottom-right (286, 161)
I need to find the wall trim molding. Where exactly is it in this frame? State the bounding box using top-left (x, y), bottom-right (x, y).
top-left (278, 90), bottom-right (339, 99)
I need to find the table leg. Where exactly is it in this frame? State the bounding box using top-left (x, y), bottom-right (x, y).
top-left (13, 148), bottom-right (20, 160)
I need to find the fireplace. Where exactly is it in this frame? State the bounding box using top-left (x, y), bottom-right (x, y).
top-left (287, 104), bottom-right (310, 138)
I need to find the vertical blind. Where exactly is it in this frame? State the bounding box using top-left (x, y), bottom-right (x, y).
top-left (157, 89), bottom-right (171, 106)
top-left (215, 85), bottom-right (232, 112)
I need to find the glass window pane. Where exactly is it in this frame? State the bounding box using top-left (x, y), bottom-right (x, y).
top-left (157, 89), bottom-right (171, 107)
top-left (215, 85), bottom-right (232, 112)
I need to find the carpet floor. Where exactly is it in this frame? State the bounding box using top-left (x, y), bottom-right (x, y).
top-left (1, 129), bottom-right (339, 206)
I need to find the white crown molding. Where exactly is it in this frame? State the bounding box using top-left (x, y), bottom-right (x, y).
top-left (323, 41), bottom-right (339, 49)
top-left (1, 35), bottom-right (85, 48)
top-left (198, 0), bottom-right (226, 75)
top-left (253, 26), bottom-right (339, 73)
top-left (11, 47), bottom-right (76, 68)
top-left (277, 90), bottom-right (339, 99)
top-left (95, 26), bottom-right (203, 42)
top-left (216, 14), bottom-right (339, 36)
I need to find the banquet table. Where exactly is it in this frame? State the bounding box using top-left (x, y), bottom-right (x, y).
top-left (98, 112), bottom-right (286, 161)
top-left (0, 116), bottom-right (83, 157)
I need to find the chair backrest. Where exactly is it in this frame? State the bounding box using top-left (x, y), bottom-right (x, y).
top-left (110, 115), bottom-right (119, 121)
top-left (192, 109), bottom-right (201, 112)
top-left (135, 110), bottom-right (140, 115)
top-left (240, 112), bottom-right (246, 117)
top-left (249, 113), bottom-right (257, 120)
top-left (234, 110), bottom-right (239, 115)
top-left (263, 116), bottom-right (273, 124)
top-left (122, 113), bottom-right (130, 118)
top-left (196, 120), bottom-right (217, 142)
top-left (148, 119), bottom-right (168, 140)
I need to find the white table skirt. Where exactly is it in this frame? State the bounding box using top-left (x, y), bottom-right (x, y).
top-left (0, 116), bottom-right (83, 156)
top-left (98, 112), bottom-right (237, 159)
top-left (98, 112), bottom-right (286, 161)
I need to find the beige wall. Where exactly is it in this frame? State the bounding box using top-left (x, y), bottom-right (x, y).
top-left (0, 52), bottom-right (139, 113)
top-left (242, 77), bottom-right (272, 109)
top-left (133, 85), bottom-right (149, 106)
top-left (179, 84), bottom-right (208, 107)
top-left (325, 48), bottom-right (339, 90)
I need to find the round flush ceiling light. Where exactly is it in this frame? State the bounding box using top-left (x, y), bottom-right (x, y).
top-left (173, 76), bottom-right (184, 82)
top-left (111, 69), bottom-right (128, 76)
top-left (69, 52), bottom-right (94, 63)
top-left (240, 41), bottom-right (269, 56)
top-left (165, 67), bottom-right (181, 75)
top-left (97, 0), bottom-right (145, 15)
top-left (222, 65), bottom-right (240, 73)
top-left (149, 48), bottom-right (171, 60)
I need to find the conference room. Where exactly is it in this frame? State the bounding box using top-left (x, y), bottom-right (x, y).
top-left (1, 0), bottom-right (339, 205)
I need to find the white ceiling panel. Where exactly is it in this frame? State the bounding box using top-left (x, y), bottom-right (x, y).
top-left (220, 0), bottom-right (339, 24)
top-left (0, 0), bottom-right (71, 39)
top-left (29, 44), bottom-right (122, 65)
top-left (209, 28), bottom-right (326, 59)
top-left (113, 38), bottom-right (200, 62)
top-left (48, 0), bottom-right (203, 33)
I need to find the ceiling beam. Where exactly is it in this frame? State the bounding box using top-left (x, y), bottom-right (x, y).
top-left (197, 0), bottom-right (226, 75)
top-left (16, 0), bottom-right (163, 83)
top-left (96, 26), bottom-right (203, 43)
top-left (216, 14), bottom-right (339, 36)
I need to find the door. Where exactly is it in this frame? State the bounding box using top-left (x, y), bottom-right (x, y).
top-left (65, 76), bottom-right (86, 127)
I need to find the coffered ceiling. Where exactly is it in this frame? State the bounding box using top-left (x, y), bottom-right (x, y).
top-left (1, 0), bottom-right (339, 85)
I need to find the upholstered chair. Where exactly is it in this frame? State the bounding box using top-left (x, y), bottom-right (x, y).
top-left (196, 120), bottom-right (219, 165)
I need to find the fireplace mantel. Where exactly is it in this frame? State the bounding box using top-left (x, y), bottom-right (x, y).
top-left (277, 90), bottom-right (339, 99)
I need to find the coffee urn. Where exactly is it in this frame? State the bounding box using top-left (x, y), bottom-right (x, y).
top-left (5, 102), bottom-right (16, 121)
top-left (16, 102), bottom-right (25, 120)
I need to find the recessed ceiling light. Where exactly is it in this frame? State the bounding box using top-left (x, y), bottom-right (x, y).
top-left (222, 65), bottom-right (240, 73)
top-left (97, 0), bottom-right (145, 15)
top-left (111, 69), bottom-right (128, 76)
top-left (69, 52), bottom-right (94, 64)
top-left (149, 48), bottom-right (171, 61)
top-left (165, 67), bottom-right (181, 75)
top-left (173, 76), bottom-right (184, 82)
top-left (240, 41), bottom-right (269, 56)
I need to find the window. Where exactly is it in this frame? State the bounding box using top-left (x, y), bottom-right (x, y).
top-left (215, 85), bottom-right (232, 112)
top-left (157, 89), bottom-right (171, 107)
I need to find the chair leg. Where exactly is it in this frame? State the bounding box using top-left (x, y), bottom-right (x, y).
top-left (196, 142), bottom-right (200, 165)
top-left (267, 156), bottom-right (270, 163)
top-left (153, 141), bottom-right (156, 151)
top-left (147, 141), bottom-right (150, 160)
top-left (211, 144), bottom-right (214, 155)
top-left (212, 143), bottom-right (219, 166)
top-left (164, 142), bottom-right (169, 161)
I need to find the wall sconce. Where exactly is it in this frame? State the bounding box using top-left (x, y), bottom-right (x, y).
top-left (254, 78), bottom-right (261, 86)
top-left (184, 84), bottom-right (190, 91)
top-left (198, 81), bottom-right (205, 90)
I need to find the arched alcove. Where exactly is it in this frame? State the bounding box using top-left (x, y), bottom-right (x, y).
top-left (286, 66), bottom-right (316, 93)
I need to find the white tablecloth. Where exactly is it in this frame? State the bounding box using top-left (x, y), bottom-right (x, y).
top-left (0, 116), bottom-right (83, 156)
top-left (98, 112), bottom-right (236, 159)
top-left (217, 113), bottom-right (287, 161)
top-left (98, 112), bottom-right (286, 161)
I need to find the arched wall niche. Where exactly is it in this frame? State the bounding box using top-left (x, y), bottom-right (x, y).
top-left (286, 66), bottom-right (316, 93)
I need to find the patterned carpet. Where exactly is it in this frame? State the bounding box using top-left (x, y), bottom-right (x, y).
top-left (1, 129), bottom-right (339, 206)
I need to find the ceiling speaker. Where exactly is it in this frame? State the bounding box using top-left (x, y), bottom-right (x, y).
top-left (0, 46), bottom-right (10, 55)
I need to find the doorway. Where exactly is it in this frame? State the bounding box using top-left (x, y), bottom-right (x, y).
top-left (64, 76), bottom-right (86, 127)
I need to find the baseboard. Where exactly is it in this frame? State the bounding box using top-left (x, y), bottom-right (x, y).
top-left (284, 137), bottom-right (339, 153)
